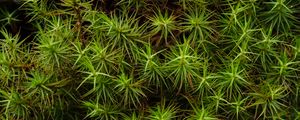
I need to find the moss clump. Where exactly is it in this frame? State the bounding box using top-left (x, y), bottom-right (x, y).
top-left (0, 0), bottom-right (300, 119)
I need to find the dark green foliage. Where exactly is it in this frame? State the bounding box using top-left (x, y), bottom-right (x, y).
top-left (0, 0), bottom-right (299, 119)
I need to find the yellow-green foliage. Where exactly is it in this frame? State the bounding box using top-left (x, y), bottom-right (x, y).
top-left (0, 0), bottom-right (299, 119)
